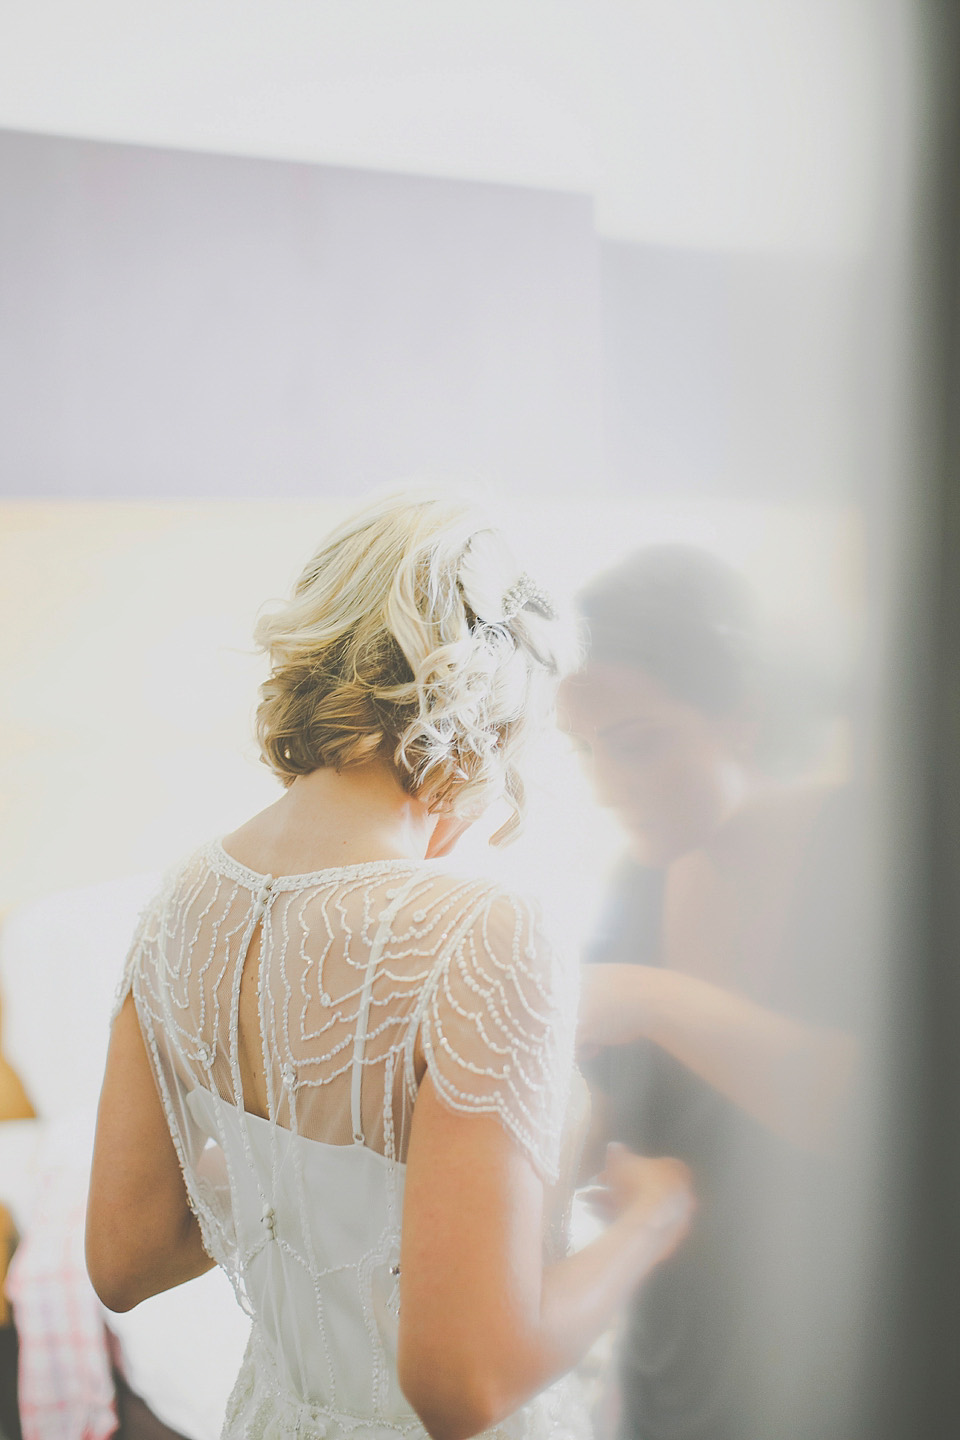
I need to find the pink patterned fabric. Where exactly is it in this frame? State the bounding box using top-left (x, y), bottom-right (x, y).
top-left (6, 1120), bottom-right (118, 1440)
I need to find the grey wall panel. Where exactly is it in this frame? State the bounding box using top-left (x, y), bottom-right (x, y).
top-left (0, 129), bottom-right (603, 498)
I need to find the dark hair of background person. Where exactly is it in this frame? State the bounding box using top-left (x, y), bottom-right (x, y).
top-left (577, 544), bottom-right (757, 713)
top-left (577, 543), bottom-right (839, 776)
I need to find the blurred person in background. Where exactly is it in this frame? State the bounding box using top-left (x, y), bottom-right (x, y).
top-left (562, 546), bottom-right (863, 1440)
top-left (85, 495), bottom-right (695, 1440)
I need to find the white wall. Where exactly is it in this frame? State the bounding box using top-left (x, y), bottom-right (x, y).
top-left (0, 0), bottom-right (895, 256)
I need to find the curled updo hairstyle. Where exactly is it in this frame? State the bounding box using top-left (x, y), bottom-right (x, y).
top-left (254, 494), bottom-right (577, 843)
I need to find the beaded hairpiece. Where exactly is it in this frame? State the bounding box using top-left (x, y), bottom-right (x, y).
top-left (457, 529), bottom-right (557, 624)
top-left (500, 573), bottom-right (557, 622)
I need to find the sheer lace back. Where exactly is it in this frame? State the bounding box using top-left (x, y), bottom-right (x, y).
top-left (115, 840), bottom-right (584, 1439)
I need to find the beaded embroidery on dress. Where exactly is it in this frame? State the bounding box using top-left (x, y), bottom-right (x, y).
top-left (113, 841), bottom-right (591, 1440)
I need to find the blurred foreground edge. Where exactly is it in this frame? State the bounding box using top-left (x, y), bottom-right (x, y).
top-left (861, 4), bottom-right (960, 1438)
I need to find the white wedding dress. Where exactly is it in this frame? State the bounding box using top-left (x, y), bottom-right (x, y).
top-left (114, 840), bottom-right (592, 1440)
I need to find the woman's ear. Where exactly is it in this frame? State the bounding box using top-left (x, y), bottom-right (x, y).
top-left (425, 813), bottom-right (476, 859)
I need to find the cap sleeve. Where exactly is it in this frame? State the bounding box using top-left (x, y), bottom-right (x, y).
top-left (109, 889), bottom-right (162, 1024)
top-left (108, 859), bottom-right (187, 1025)
top-left (417, 886), bottom-right (579, 1184)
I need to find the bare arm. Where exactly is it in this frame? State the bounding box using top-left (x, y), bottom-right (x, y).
top-left (397, 1073), bottom-right (692, 1440)
top-left (86, 992), bottom-right (216, 1312)
top-left (579, 964), bottom-right (857, 1151)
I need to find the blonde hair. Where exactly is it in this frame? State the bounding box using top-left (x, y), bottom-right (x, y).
top-left (254, 493), bottom-right (578, 843)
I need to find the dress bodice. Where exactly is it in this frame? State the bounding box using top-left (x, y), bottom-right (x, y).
top-left (114, 841), bottom-right (589, 1440)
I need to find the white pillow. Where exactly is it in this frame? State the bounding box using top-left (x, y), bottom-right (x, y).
top-left (0, 873), bottom-right (161, 1119)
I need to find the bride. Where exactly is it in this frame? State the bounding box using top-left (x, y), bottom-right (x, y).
top-left (86, 493), bottom-right (693, 1440)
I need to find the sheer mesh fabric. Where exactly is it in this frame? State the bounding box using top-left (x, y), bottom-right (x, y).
top-left (113, 841), bottom-right (590, 1440)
